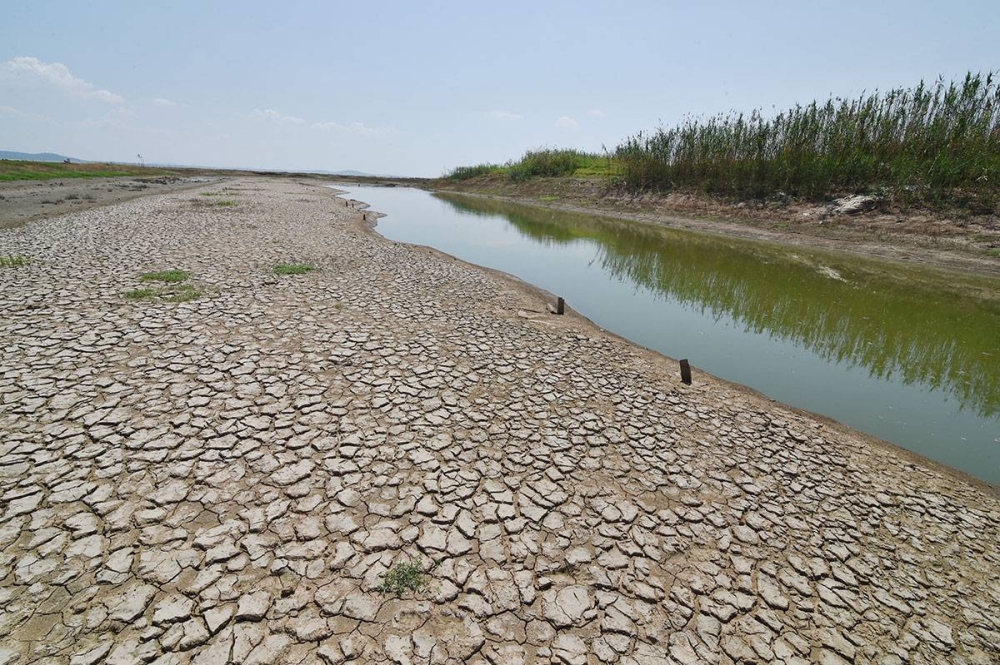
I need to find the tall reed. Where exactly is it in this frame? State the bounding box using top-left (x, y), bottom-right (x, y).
top-left (615, 72), bottom-right (1000, 210)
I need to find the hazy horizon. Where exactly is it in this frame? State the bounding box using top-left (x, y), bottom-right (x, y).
top-left (2, 1), bottom-right (997, 177)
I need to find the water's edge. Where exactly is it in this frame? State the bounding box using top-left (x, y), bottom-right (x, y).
top-left (324, 182), bottom-right (1000, 494)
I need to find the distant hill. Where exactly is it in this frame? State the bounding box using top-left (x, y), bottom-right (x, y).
top-left (1, 151), bottom-right (86, 163)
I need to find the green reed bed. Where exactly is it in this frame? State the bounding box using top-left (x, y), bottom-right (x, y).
top-left (446, 163), bottom-right (506, 180)
top-left (615, 72), bottom-right (1000, 211)
top-left (446, 149), bottom-right (615, 182)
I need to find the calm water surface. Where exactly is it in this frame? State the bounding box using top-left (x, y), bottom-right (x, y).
top-left (337, 185), bottom-right (1000, 486)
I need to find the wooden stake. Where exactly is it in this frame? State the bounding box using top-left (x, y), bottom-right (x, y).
top-left (680, 359), bottom-right (692, 385)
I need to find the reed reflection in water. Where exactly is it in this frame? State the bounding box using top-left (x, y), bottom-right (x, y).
top-left (440, 194), bottom-right (1000, 420)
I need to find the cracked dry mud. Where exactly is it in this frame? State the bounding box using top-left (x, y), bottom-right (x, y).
top-left (0, 178), bottom-right (998, 665)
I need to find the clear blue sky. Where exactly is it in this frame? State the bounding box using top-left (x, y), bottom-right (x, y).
top-left (1, 1), bottom-right (996, 176)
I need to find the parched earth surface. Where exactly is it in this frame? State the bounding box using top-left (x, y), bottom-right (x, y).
top-left (0, 176), bottom-right (218, 231)
top-left (0, 178), bottom-right (998, 665)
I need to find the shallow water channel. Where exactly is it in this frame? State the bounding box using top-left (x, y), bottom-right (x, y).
top-left (337, 185), bottom-right (1000, 486)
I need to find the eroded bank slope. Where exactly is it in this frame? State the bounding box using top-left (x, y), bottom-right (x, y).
top-left (0, 178), bottom-right (997, 664)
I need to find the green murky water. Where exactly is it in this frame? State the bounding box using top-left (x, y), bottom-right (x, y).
top-left (341, 185), bottom-right (1000, 486)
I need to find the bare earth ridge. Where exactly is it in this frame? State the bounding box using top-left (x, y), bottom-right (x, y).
top-left (0, 178), bottom-right (997, 664)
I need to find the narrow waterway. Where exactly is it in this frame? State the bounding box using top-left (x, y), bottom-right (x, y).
top-left (337, 185), bottom-right (1000, 486)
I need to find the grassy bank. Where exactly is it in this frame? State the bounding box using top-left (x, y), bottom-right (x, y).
top-left (446, 72), bottom-right (1000, 214)
top-left (0, 160), bottom-right (178, 181)
top-left (446, 148), bottom-right (616, 182)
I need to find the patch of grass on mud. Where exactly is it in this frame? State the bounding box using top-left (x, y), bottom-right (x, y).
top-left (162, 285), bottom-right (203, 302)
top-left (124, 284), bottom-right (203, 303)
top-left (140, 269), bottom-right (190, 283)
top-left (273, 263), bottom-right (315, 275)
top-left (190, 196), bottom-right (237, 208)
top-left (376, 561), bottom-right (427, 596)
top-left (123, 288), bottom-right (158, 300)
top-left (127, 269), bottom-right (202, 303)
top-left (0, 254), bottom-right (30, 268)
top-left (988, 248), bottom-right (1000, 258)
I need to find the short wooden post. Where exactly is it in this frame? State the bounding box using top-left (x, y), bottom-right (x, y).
top-left (362, 213), bottom-right (367, 222)
top-left (556, 297), bottom-right (565, 315)
top-left (679, 359), bottom-right (692, 385)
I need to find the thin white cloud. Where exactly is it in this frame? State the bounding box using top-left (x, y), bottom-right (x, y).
top-left (0, 56), bottom-right (124, 103)
top-left (153, 97), bottom-right (177, 107)
top-left (71, 105), bottom-right (137, 129)
top-left (0, 105), bottom-right (52, 122)
top-left (555, 116), bottom-right (580, 130)
top-left (249, 108), bottom-right (392, 136)
top-left (490, 110), bottom-right (523, 121)
top-left (587, 109), bottom-right (606, 118)
top-left (250, 108), bottom-right (306, 125)
top-left (310, 121), bottom-right (395, 137)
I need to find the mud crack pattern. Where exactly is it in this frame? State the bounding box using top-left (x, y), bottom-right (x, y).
top-left (0, 179), bottom-right (998, 664)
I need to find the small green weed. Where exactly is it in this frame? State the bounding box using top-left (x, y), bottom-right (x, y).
top-left (377, 561), bottom-right (427, 596)
top-left (539, 195), bottom-right (559, 202)
top-left (273, 264), bottom-right (315, 275)
top-left (127, 269), bottom-right (202, 303)
top-left (987, 248), bottom-right (1000, 258)
top-left (163, 285), bottom-right (202, 302)
top-left (0, 254), bottom-right (29, 268)
top-left (124, 284), bottom-right (202, 303)
top-left (215, 200), bottom-right (236, 207)
top-left (140, 269), bottom-right (190, 283)
top-left (123, 288), bottom-right (157, 300)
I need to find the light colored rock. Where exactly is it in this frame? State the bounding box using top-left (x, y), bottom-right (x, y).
top-left (542, 585), bottom-right (592, 627)
top-left (831, 194), bottom-right (878, 215)
top-left (153, 593), bottom-right (195, 625)
top-left (236, 590), bottom-right (271, 621)
top-left (551, 633), bottom-right (588, 665)
top-left (102, 584), bottom-right (156, 624)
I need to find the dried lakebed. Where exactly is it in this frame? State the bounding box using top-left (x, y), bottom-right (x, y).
top-left (0, 178), bottom-right (998, 665)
